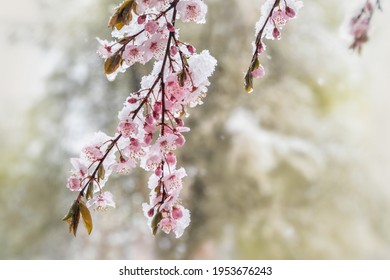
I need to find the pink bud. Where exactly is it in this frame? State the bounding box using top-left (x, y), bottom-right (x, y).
top-left (175, 134), bottom-right (185, 147)
top-left (172, 207), bottom-right (183, 220)
top-left (186, 44), bottom-right (196, 54)
top-left (257, 42), bottom-right (265, 53)
top-left (127, 97), bottom-right (137, 104)
top-left (175, 117), bottom-right (184, 127)
top-left (155, 166), bottom-right (162, 177)
top-left (166, 152), bottom-right (176, 166)
top-left (137, 15), bottom-right (147, 25)
top-left (272, 27), bottom-right (281, 39)
top-left (285, 6), bottom-right (296, 18)
top-left (153, 101), bottom-right (162, 113)
top-left (153, 111), bottom-right (160, 120)
top-left (170, 45), bottom-right (178, 56)
top-left (144, 133), bottom-right (153, 145)
top-left (167, 23), bottom-right (175, 32)
top-left (147, 208), bottom-right (154, 218)
top-left (252, 65), bottom-right (265, 79)
top-left (145, 113), bottom-right (154, 125)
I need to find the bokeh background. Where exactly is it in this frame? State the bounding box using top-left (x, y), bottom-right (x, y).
top-left (1, 0), bottom-right (390, 259)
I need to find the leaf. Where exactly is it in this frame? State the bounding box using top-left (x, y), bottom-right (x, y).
top-left (108, 0), bottom-right (136, 30)
top-left (104, 52), bottom-right (123, 75)
top-left (86, 181), bottom-right (94, 200)
top-left (63, 200), bottom-right (81, 236)
top-left (151, 212), bottom-right (163, 236)
top-left (244, 72), bottom-right (254, 94)
top-left (98, 165), bottom-right (105, 181)
top-left (178, 70), bottom-right (187, 87)
top-left (80, 202), bottom-right (93, 235)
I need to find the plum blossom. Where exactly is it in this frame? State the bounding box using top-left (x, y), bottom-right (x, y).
top-left (65, 0), bottom-right (215, 238)
top-left (177, 0), bottom-right (208, 24)
top-left (245, 0), bottom-right (303, 92)
top-left (348, 1), bottom-right (381, 53)
top-left (87, 191), bottom-right (116, 210)
top-left (67, 176), bottom-right (82, 191)
top-left (82, 146), bottom-right (103, 162)
top-left (96, 37), bottom-right (122, 59)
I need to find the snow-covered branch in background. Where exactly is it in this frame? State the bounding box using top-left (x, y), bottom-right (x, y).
top-left (244, 0), bottom-right (303, 93)
top-left (349, 0), bottom-right (382, 53)
top-left (63, 0), bottom-right (216, 238)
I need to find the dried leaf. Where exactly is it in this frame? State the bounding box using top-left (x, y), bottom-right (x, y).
top-left (108, 0), bottom-right (136, 30)
top-left (104, 52), bottom-right (123, 75)
top-left (80, 202), bottom-right (93, 235)
top-left (178, 70), bottom-right (187, 87)
top-left (151, 212), bottom-right (162, 236)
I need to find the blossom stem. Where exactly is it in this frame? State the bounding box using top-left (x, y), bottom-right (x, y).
top-left (247, 0), bottom-right (279, 73)
top-left (77, 133), bottom-right (122, 202)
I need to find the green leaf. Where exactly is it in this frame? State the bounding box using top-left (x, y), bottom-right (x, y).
top-left (151, 212), bottom-right (163, 236)
top-left (244, 72), bottom-right (254, 94)
top-left (63, 200), bottom-right (81, 237)
top-left (98, 165), bottom-right (105, 181)
top-left (80, 202), bottom-right (93, 235)
top-left (86, 181), bottom-right (94, 200)
top-left (104, 51), bottom-right (123, 75)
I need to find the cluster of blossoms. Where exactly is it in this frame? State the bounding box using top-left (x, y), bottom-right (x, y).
top-left (64, 0), bottom-right (216, 238)
top-left (244, 0), bottom-right (303, 93)
top-left (349, 0), bottom-right (382, 53)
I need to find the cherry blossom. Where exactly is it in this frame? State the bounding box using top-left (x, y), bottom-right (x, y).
top-left (245, 0), bottom-right (303, 93)
top-left (86, 191), bottom-right (116, 210)
top-left (348, 1), bottom-right (382, 53)
top-left (64, 0), bottom-right (215, 238)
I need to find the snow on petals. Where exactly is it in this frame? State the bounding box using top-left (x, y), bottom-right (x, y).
top-left (87, 191), bottom-right (116, 210)
top-left (177, 0), bottom-right (208, 24)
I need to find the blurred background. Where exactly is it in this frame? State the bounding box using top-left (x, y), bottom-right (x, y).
top-left (1, 0), bottom-right (390, 259)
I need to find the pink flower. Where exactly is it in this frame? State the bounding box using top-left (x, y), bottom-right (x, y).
top-left (96, 37), bottom-right (121, 59)
top-left (156, 134), bottom-right (177, 153)
top-left (145, 154), bottom-right (162, 171)
top-left (163, 167), bottom-right (187, 190)
top-left (174, 206), bottom-right (190, 238)
top-left (272, 9), bottom-right (288, 27)
top-left (118, 119), bottom-right (139, 138)
top-left (252, 65), bottom-right (265, 79)
top-left (177, 0), bottom-right (208, 24)
top-left (70, 158), bottom-right (87, 177)
top-left (145, 20), bottom-right (159, 34)
top-left (158, 217), bottom-right (177, 234)
top-left (113, 157), bottom-right (136, 174)
top-left (123, 45), bottom-right (145, 66)
top-left (166, 152), bottom-right (177, 166)
top-left (87, 191), bottom-right (116, 210)
top-left (143, 34), bottom-right (167, 61)
top-left (67, 175), bottom-right (82, 191)
top-left (82, 146), bottom-right (103, 162)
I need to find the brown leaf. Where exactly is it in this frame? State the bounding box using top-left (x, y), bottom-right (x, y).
top-left (108, 0), bottom-right (137, 30)
top-left (104, 52), bottom-right (123, 75)
top-left (80, 202), bottom-right (93, 235)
